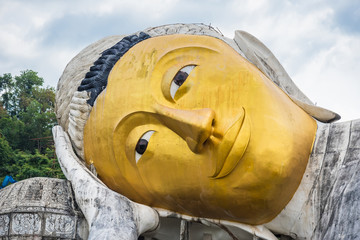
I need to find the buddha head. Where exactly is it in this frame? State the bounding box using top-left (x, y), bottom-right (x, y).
top-left (56, 24), bottom-right (339, 225)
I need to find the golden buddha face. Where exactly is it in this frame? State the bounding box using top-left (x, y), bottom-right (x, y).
top-left (83, 35), bottom-right (317, 224)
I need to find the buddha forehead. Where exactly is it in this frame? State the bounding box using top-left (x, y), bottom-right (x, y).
top-left (105, 34), bottom-right (258, 117)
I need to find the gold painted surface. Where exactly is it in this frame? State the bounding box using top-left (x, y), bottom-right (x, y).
top-left (83, 35), bottom-right (317, 224)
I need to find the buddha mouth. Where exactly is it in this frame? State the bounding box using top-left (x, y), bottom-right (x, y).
top-left (211, 108), bottom-right (250, 179)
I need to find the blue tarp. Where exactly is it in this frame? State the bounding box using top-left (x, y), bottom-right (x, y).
top-left (0, 175), bottom-right (16, 189)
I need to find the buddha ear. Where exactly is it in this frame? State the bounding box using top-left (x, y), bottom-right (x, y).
top-left (233, 30), bottom-right (340, 123)
top-left (233, 30), bottom-right (312, 104)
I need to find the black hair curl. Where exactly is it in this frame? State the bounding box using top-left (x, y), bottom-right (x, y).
top-left (78, 32), bottom-right (151, 106)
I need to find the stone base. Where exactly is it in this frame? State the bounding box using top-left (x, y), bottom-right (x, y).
top-left (0, 177), bottom-right (88, 239)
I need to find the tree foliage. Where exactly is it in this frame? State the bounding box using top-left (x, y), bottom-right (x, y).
top-left (0, 70), bottom-right (64, 184)
top-left (0, 70), bottom-right (57, 151)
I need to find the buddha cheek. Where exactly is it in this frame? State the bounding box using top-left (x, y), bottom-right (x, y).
top-left (137, 135), bottom-right (213, 195)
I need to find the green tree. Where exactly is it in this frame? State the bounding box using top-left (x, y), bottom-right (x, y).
top-left (0, 147), bottom-right (65, 184)
top-left (0, 70), bottom-right (56, 152)
top-left (0, 115), bottom-right (25, 150)
top-left (15, 70), bottom-right (43, 116)
top-left (0, 135), bottom-right (16, 182)
top-left (0, 70), bottom-right (64, 183)
top-left (1, 70), bottom-right (45, 117)
top-left (0, 73), bottom-right (15, 115)
top-left (11, 150), bottom-right (64, 181)
top-left (0, 73), bottom-right (13, 92)
top-left (19, 100), bottom-right (56, 150)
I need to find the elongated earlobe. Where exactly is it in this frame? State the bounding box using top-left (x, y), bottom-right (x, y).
top-left (233, 30), bottom-right (340, 122)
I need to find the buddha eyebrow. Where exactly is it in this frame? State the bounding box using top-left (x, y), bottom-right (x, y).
top-left (78, 32), bottom-right (151, 106)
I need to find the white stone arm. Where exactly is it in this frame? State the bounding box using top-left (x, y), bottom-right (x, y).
top-left (52, 125), bottom-right (159, 240)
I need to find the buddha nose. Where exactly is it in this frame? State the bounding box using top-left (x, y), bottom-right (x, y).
top-left (154, 104), bottom-right (215, 153)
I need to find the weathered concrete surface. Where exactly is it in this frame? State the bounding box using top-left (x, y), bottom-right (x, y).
top-left (311, 119), bottom-right (360, 240)
top-left (0, 177), bottom-right (88, 239)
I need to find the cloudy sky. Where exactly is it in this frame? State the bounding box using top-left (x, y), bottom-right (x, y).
top-left (0, 0), bottom-right (359, 121)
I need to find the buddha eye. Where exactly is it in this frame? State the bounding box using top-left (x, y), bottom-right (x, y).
top-left (135, 130), bottom-right (155, 163)
top-left (170, 65), bottom-right (196, 99)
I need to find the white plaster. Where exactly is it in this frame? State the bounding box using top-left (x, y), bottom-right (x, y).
top-left (68, 90), bottom-right (92, 159)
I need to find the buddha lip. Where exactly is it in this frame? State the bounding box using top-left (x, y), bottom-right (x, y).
top-left (211, 108), bottom-right (250, 179)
